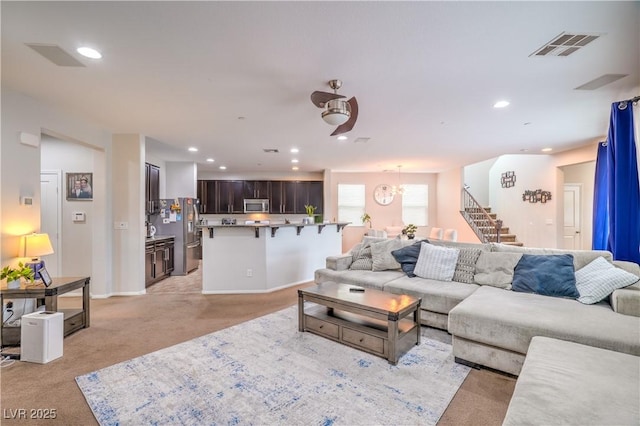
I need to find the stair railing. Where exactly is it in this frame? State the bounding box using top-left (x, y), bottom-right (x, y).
top-left (460, 188), bottom-right (502, 243)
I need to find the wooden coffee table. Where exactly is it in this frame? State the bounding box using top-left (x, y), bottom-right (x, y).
top-left (298, 282), bottom-right (421, 365)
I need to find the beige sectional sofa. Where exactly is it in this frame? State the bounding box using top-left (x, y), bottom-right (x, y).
top-left (314, 238), bottom-right (640, 424)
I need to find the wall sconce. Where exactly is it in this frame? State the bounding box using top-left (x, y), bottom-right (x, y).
top-left (21, 233), bottom-right (54, 279)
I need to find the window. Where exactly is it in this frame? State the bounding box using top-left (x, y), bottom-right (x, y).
top-left (402, 184), bottom-right (429, 226)
top-left (337, 184), bottom-right (365, 225)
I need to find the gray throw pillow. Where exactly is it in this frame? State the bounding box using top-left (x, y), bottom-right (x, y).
top-left (350, 246), bottom-right (373, 270)
top-left (473, 252), bottom-right (523, 289)
top-left (452, 248), bottom-right (482, 284)
top-left (370, 239), bottom-right (412, 271)
top-left (575, 257), bottom-right (640, 304)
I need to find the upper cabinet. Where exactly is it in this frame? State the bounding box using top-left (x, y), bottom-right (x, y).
top-left (197, 179), bottom-right (323, 215)
top-left (197, 180), bottom-right (217, 214)
top-left (243, 181), bottom-right (270, 199)
top-left (217, 180), bottom-right (244, 214)
top-left (145, 163), bottom-right (160, 213)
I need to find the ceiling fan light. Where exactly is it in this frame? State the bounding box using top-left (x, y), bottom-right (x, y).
top-left (322, 99), bottom-right (351, 126)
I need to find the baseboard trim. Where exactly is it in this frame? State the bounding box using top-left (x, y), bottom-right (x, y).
top-left (202, 280), bottom-right (312, 295)
top-left (454, 356), bottom-right (518, 378)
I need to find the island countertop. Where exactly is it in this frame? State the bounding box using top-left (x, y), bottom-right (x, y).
top-left (197, 222), bottom-right (349, 238)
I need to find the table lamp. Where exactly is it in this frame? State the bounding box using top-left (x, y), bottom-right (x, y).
top-left (22, 233), bottom-right (54, 280)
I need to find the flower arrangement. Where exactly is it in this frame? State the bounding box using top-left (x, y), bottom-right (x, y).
top-left (402, 224), bottom-right (418, 237)
top-left (1, 262), bottom-right (35, 284)
top-left (361, 213), bottom-right (372, 228)
top-left (304, 205), bottom-right (317, 217)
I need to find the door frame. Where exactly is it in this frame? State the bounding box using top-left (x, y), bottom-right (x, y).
top-left (40, 169), bottom-right (63, 274)
top-left (563, 183), bottom-right (582, 250)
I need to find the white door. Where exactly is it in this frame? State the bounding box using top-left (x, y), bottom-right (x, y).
top-left (563, 184), bottom-right (582, 250)
top-left (40, 171), bottom-right (62, 276)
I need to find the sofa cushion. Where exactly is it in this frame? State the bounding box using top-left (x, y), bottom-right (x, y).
top-left (414, 242), bottom-right (460, 281)
top-left (452, 248), bottom-right (482, 284)
top-left (370, 238), bottom-right (411, 271)
top-left (490, 243), bottom-right (613, 271)
top-left (473, 252), bottom-right (523, 289)
top-left (448, 285), bottom-right (640, 357)
top-left (503, 337), bottom-right (640, 426)
top-left (314, 268), bottom-right (403, 291)
top-left (390, 241), bottom-right (423, 277)
top-left (512, 254), bottom-right (579, 299)
top-left (430, 240), bottom-right (492, 252)
top-left (384, 275), bottom-right (479, 314)
top-left (576, 256), bottom-right (640, 304)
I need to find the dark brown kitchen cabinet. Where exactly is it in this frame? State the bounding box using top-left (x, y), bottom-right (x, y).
top-left (270, 181), bottom-right (323, 214)
top-left (145, 163), bottom-right (160, 213)
top-left (243, 181), bottom-right (270, 199)
top-left (293, 181), bottom-right (324, 214)
top-left (197, 180), bottom-right (217, 214)
top-left (217, 180), bottom-right (244, 213)
top-left (145, 238), bottom-right (174, 287)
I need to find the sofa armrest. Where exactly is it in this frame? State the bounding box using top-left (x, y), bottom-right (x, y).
top-left (611, 288), bottom-right (640, 317)
top-left (613, 260), bottom-right (640, 285)
top-left (326, 254), bottom-right (353, 271)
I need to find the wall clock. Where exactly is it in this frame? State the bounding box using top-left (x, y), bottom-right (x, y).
top-left (373, 184), bottom-right (394, 205)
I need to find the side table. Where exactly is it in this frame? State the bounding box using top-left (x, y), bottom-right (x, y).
top-left (1, 276), bottom-right (91, 347)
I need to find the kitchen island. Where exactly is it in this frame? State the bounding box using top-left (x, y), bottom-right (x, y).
top-left (198, 222), bottom-right (347, 294)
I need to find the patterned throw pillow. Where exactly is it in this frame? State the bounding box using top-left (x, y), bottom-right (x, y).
top-left (575, 257), bottom-right (640, 304)
top-left (413, 242), bottom-right (460, 281)
top-left (452, 248), bottom-right (482, 284)
top-left (350, 246), bottom-right (373, 270)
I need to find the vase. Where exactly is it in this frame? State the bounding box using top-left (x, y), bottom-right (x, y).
top-left (7, 279), bottom-right (21, 289)
top-left (407, 234), bottom-right (415, 240)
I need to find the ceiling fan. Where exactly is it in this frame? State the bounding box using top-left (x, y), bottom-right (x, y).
top-left (310, 79), bottom-right (358, 136)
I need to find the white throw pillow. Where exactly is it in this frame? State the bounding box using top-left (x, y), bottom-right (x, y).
top-left (575, 256), bottom-right (640, 304)
top-left (413, 242), bottom-right (460, 281)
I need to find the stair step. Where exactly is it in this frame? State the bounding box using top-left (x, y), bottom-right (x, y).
top-left (478, 226), bottom-right (510, 234)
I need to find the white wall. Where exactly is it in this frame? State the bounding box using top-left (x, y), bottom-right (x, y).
top-left (463, 158), bottom-right (497, 207)
top-left (436, 168), bottom-right (480, 243)
top-left (1, 89), bottom-right (113, 297)
top-left (165, 161), bottom-right (197, 198)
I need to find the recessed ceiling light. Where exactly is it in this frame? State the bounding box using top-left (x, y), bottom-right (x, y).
top-left (337, 135), bottom-right (347, 141)
top-left (494, 100), bottom-right (510, 108)
top-left (541, 147), bottom-right (553, 152)
top-left (291, 159), bottom-right (299, 163)
top-left (290, 148), bottom-right (299, 153)
top-left (219, 166), bottom-right (227, 170)
top-left (76, 46), bottom-right (102, 59)
top-left (292, 166), bottom-right (299, 171)
top-left (206, 158), bottom-right (214, 162)
top-left (188, 147), bottom-right (198, 152)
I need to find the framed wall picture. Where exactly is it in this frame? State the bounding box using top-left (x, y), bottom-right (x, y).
top-left (66, 172), bottom-right (93, 201)
top-left (39, 266), bottom-right (53, 287)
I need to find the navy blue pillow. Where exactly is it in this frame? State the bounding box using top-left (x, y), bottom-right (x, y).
top-left (512, 254), bottom-right (579, 298)
top-left (391, 241), bottom-right (424, 277)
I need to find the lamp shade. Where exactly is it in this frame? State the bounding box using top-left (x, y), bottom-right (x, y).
top-left (23, 233), bottom-right (54, 258)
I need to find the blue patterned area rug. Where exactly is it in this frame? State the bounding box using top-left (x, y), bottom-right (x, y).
top-left (76, 306), bottom-right (470, 425)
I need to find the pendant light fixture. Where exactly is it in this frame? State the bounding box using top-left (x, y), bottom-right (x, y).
top-left (391, 165), bottom-right (405, 195)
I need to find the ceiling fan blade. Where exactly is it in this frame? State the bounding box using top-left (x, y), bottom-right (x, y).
top-left (310, 91), bottom-right (345, 108)
top-left (331, 97), bottom-right (358, 136)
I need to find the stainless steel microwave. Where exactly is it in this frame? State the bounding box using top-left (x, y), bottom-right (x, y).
top-left (244, 199), bottom-right (269, 213)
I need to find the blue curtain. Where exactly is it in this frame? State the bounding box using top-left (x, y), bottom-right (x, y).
top-left (592, 102), bottom-right (640, 263)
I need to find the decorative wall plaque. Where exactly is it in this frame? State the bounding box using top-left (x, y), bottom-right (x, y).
top-left (522, 189), bottom-right (552, 203)
top-left (501, 171), bottom-right (516, 188)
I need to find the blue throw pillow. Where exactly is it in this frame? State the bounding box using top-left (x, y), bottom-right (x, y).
top-left (391, 241), bottom-right (424, 277)
top-left (512, 254), bottom-right (579, 298)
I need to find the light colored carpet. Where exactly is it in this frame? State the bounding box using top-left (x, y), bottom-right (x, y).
top-left (76, 305), bottom-right (470, 425)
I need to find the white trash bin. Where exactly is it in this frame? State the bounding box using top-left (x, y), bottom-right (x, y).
top-left (20, 311), bottom-right (63, 363)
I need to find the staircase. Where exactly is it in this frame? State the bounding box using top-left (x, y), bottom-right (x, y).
top-left (460, 189), bottom-right (524, 246)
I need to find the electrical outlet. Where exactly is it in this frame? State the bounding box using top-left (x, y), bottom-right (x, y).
top-left (246, 269), bottom-right (253, 277)
top-left (114, 221), bottom-right (129, 230)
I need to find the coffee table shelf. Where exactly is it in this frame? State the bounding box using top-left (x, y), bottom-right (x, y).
top-left (298, 282), bottom-right (421, 365)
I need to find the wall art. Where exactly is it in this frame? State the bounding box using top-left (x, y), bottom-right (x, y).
top-left (66, 172), bottom-right (93, 201)
top-left (522, 189), bottom-right (552, 203)
top-left (501, 171), bottom-right (516, 188)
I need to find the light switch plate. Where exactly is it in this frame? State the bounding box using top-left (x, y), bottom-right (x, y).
top-left (114, 221), bottom-right (128, 229)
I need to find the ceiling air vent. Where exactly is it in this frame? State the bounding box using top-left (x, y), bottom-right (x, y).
top-left (25, 43), bottom-right (85, 67)
top-left (354, 137), bottom-right (370, 144)
top-left (262, 149), bottom-right (279, 153)
top-left (530, 32), bottom-right (601, 57)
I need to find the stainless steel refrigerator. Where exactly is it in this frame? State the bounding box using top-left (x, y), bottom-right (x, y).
top-left (151, 197), bottom-right (200, 275)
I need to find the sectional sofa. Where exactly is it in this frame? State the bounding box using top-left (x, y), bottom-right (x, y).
top-left (314, 237), bottom-right (640, 423)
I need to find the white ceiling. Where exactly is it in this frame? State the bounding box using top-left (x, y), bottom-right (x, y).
top-left (2, 1), bottom-right (639, 174)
